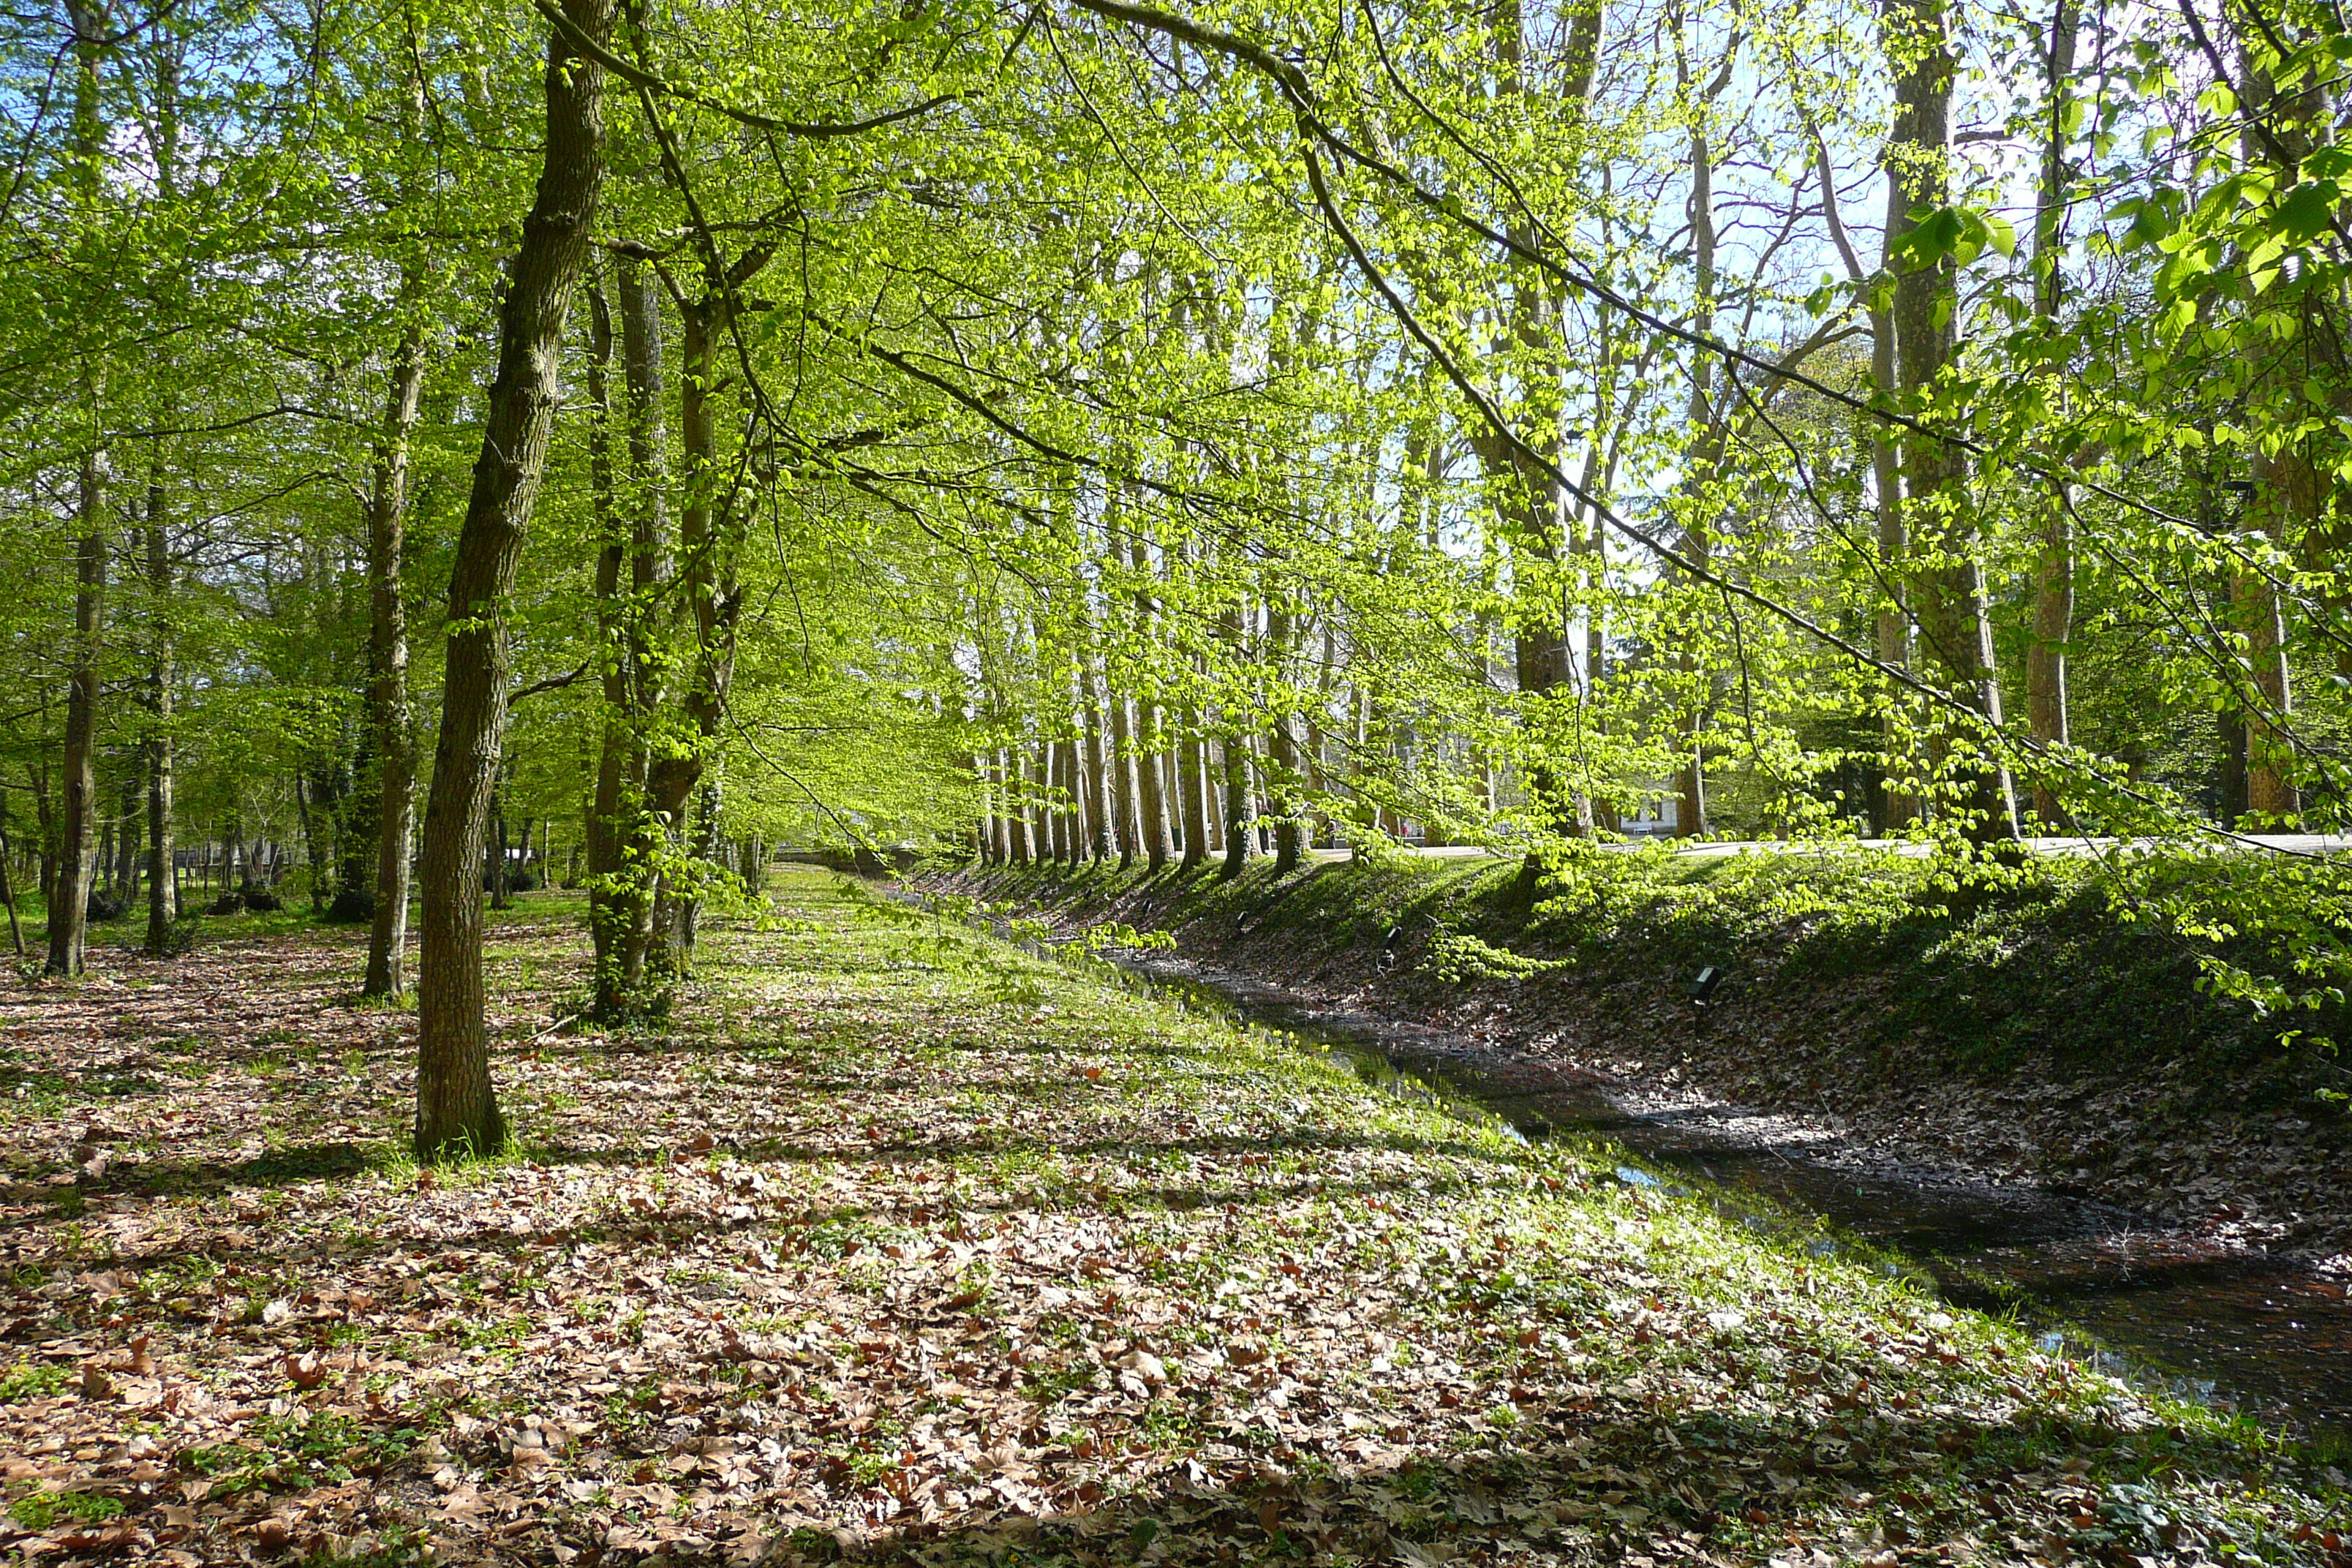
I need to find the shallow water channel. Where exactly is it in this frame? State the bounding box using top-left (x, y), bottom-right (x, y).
top-left (1107, 952), bottom-right (2352, 1437)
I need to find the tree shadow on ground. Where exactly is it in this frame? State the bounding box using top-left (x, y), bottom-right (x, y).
top-left (57, 1138), bottom-right (391, 1201)
top-left (549, 1389), bottom-right (2307, 1568)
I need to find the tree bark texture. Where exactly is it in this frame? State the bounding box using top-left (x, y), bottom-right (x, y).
top-left (1885, 0), bottom-right (2017, 840)
top-left (1219, 729), bottom-right (1252, 881)
top-left (588, 258), bottom-right (671, 1010)
top-left (48, 464), bottom-right (104, 977)
top-left (144, 482), bottom-right (174, 954)
top-left (48, 0), bottom-right (109, 978)
top-left (415, 0), bottom-right (611, 1162)
top-left (1179, 718), bottom-right (1208, 870)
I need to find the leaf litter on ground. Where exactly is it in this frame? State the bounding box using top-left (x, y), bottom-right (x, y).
top-left (0, 870), bottom-right (2344, 1567)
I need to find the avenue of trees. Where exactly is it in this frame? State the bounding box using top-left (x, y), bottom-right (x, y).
top-left (6, 0), bottom-right (2352, 1153)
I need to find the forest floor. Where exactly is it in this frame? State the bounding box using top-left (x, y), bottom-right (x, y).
top-left (0, 870), bottom-right (2346, 1568)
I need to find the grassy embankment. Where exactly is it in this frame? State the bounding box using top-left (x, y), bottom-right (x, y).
top-left (0, 867), bottom-right (2343, 1565)
top-left (944, 848), bottom-right (2352, 1214)
top-left (951, 846), bottom-right (2352, 1087)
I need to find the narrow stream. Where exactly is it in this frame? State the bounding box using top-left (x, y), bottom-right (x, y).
top-left (1109, 951), bottom-right (2352, 1437)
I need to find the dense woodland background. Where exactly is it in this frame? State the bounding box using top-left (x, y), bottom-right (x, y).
top-left (10, 0), bottom-right (2352, 1148)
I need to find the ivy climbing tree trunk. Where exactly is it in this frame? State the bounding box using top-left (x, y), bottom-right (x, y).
top-left (414, 0), bottom-right (611, 1162)
top-left (589, 256), bottom-right (672, 1012)
top-left (644, 276), bottom-right (755, 975)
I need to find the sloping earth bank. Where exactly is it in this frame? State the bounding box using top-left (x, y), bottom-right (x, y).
top-left (926, 859), bottom-right (2352, 1308)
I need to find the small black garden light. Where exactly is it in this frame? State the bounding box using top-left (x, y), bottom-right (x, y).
top-left (1688, 965), bottom-right (1724, 1007)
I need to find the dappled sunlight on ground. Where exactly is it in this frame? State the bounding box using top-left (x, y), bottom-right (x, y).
top-left (0, 875), bottom-right (2342, 1566)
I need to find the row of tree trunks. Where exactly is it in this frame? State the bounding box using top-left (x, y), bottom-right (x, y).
top-left (979, 719), bottom-right (1286, 873)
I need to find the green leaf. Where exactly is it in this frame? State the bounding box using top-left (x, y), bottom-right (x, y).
top-left (2274, 178), bottom-right (2340, 243)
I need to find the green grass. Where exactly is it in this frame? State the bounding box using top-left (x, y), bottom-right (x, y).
top-left (956, 847), bottom-right (2352, 1102)
top-left (7, 1489), bottom-right (121, 1531)
top-left (0, 1361), bottom-right (70, 1403)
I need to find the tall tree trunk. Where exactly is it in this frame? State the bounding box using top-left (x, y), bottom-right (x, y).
top-left (2024, 0), bottom-right (2078, 829)
top-left (138, 26), bottom-right (177, 956)
top-left (1885, 0), bottom-right (2017, 841)
top-left (584, 276), bottom-right (630, 993)
top-left (489, 788), bottom-right (512, 911)
top-left (47, 0), bottom-right (108, 977)
top-left (1127, 533), bottom-right (1174, 870)
top-left (1027, 745), bottom-right (1051, 864)
top-left (1080, 671), bottom-right (1112, 862)
top-left (1219, 729), bottom-right (1253, 882)
top-left (1107, 683), bottom-right (1139, 870)
top-left (978, 752), bottom-right (997, 870)
top-left (143, 487), bottom-right (173, 954)
top-left (1674, 46), bottom-right (1719, 840)
top-left (30, 756), bottom-right (55, 913)
top-left (998, 747), bottom-right (1023, 862)
top-left (0, 799), bottom-right (22, 957)
top-left (294, 774), bottom-right (327, 914)
top-left (1468, 0), bottom-right (1601, 892)
top-left (113, 770), bottom-right (140, 900)
top-left (1053, 737), bottom-right (1079, 864)
top-left (1216, 600), bottom-right (1254, 881)
top-left (2232, 50), bottom-right (2307, 823)
top-left (1178, 715), bottom-right (1208, 870)
top-left (680, 772), bottom-right (720, 954)
top-left (48, 470), bottom-right (104, 976)
top-left (364, 292), bottom-right (426, 996)
top-left (1266, 604), bottom-right (1305, 874)
top-left (1852, 158), bottom-right (1918, 833)
top-left (1040, 745), bottom-right (1060, 864)
top-left (2240, 472), bottom-right (2303, 820)
top-left (643, 280), bottom-right (753, 973)
top-left (414, 0), bottom-right (611, 1162)
top-left (584, 263), bottom-right (671, 1014)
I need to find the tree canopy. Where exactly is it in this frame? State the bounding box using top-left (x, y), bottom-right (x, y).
top-left (10, 0), bottom-right (2352, 1150)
